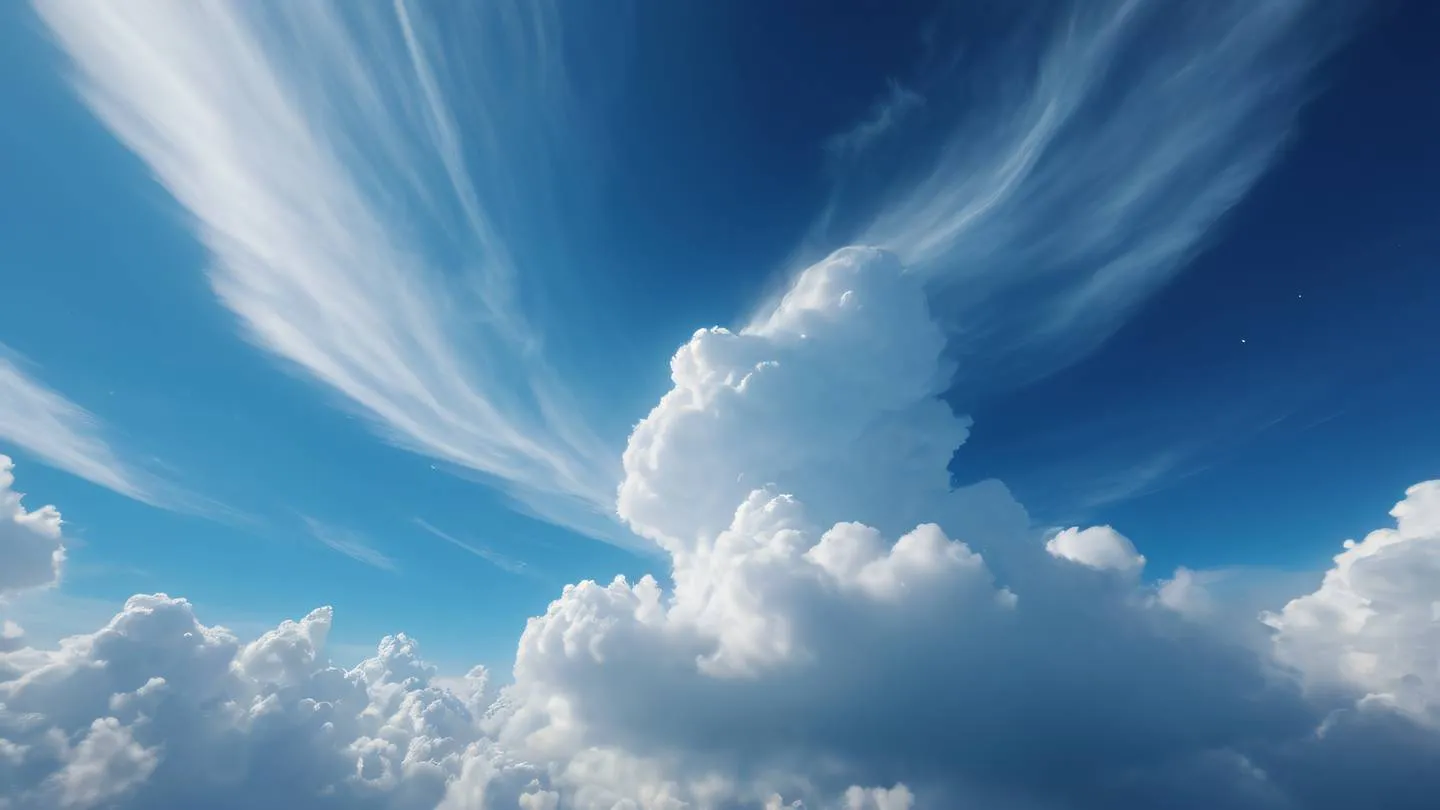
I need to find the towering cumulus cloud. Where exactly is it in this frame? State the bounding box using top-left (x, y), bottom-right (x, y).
top-left (10, 1), bottom-right (1433, 808)
top-left (620, 247), bottom-right (990, 550)
top-left (5, 249), bottom-right (1440, 808)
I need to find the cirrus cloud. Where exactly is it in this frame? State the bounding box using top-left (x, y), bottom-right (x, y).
top-left (34, 0), bottom-right (629, 546)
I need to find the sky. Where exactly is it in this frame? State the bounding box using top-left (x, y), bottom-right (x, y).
top-left (1, 1), bottom-right (1438, 809)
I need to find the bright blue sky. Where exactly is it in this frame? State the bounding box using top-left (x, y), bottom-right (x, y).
top-left (1, 0), bottom-right (1436, 678)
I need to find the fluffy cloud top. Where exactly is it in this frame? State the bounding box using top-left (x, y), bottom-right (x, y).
top-left (1046, 525), bottom-right (1146, 573)
top-left (4, 250), bottom-right (1439, 810)
top-left (1264, 481), bottom-right (1440, 726)
top-left (0, 456), bottom-right (66, 597)
top-left (620, 247), bottom-right (978, 552)
top-left (0, 594), bottom-right (516, 809)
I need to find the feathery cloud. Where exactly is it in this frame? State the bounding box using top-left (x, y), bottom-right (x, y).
top-left (303, 518), bottom-right (397, 573)
top-left (35, 0), bottom-right (627, 545)
top-left (0, 349), bottom-right (155, 504)
top-left (794, 0), bottom-right (1351, 390)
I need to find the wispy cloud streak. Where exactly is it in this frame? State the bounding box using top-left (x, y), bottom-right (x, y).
top-left (823, 80), bottom-right (924, 160)
top-left (413, 518), bottom-right (532, 577)
top-left (34, 0), bottom-right (628, 544)
top-left (303, 518), bottom-right (397, 572)
top-left (795, 0), bottom-right (1352, 387)
top-left (0, 347), bottom-right (154, 504)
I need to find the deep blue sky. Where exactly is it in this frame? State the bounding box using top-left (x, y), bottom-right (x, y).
top-left (954, 0), bottom-right (1440, 572)
top-left (0, 0), bottom-right (1435, 675)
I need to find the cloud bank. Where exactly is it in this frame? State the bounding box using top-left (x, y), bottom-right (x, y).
top-left (3, 249), bottom-right (1438, 809)
top-left (34, 0), bottom-right (626, 544)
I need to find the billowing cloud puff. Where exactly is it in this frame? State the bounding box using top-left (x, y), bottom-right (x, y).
top-left (1264, 481), bottom-right (1440, 725)
top-left (0, 594), bottom-right (530, 809)
top-left (0, 456), bottom-right (66, 597)
top-left (1046, 525), bottom-right (1146, 573)
top-left (51, 717), bottom-right (158, 809)
top-left (619, 247), bottom-right (987, 552)
top-left (841, 785), bottom-right (913, 810)
top-left (4, 249), bottom-right (1440, 809)
top-left (0, 622), bottom-right (23, 654)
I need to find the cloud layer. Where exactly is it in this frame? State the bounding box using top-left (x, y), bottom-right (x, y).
top-left (4, 249), bottom-right (1439, 809)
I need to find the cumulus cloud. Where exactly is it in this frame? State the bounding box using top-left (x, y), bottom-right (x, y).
top-left (1046, 525), bottom-right (1145, 573)
top-left (0, 456), bottom-right (66, 597)
top-left (493, 250), bottom-right (1313, 806)
top-left (1264, 480), bottom-right (1440, 726)
top-left (620, 247), bottom-right (1000, 553)
top-left (51, 717), bottom-right (159, 809)
top-left (841, 784), bottom-right (913, 810)
top-left (0, 621), bottom-right (25, 654)
top-left (0, 594), bottom-right (520, 809)
top-left (34, 0), bottom-right (628, 545)
top-left (5, 5), bottom-right (1423, 806)
top-left (3, 249), bottom-right (1440, 809)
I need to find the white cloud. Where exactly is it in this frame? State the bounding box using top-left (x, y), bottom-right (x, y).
top-left (3, 249), bottom-right (1440, 808)
top-left (793, 0), bottom-right (1352, 388)
top-left (1046, 525), bottom-right (1145, 573)
top-left (0, 620), bottom-right (25, 653)
top-left (823, 81), bottom-right (923, 159)
top-left (33, 0), bottom-right (628, 546)
top-left (842, 784), bottom-right (913, 810)
top-left (8, 3), bottom-right (1427, 805)
top-left (620, 247), bottom-right (1005, 554)
top-left (0, 349), bottom-right (154, 504)
top-left (414, 519), bottom-right (532, 577)
top-left (0, 455), bottom-right (66, 597)
top-left (0, 594), bottom-right (521, 809)
top-left (490, 249), bottom-right (1310, 806)
top-left (51, 717), bottom-right (159, 809)
top-left (1156, 566), bottom-right (1213, 617)
top-left (1264, 481), bottom-right (1440, 725)
top-left (303, 518), bottom-right (398, 573)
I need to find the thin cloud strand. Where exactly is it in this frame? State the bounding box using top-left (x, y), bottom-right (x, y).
top-left (35, 0), bottom-right (625, 543)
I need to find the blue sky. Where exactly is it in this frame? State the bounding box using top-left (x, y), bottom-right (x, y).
top-left (1, 0), bottom-right (1435, 672)
top-left (3, 2), bottom-right (1440, 808)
